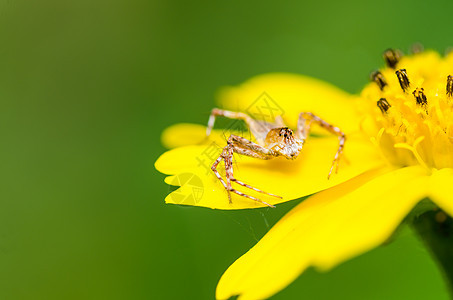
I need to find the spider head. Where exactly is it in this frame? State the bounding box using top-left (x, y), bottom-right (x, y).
top-left (265, 127), bottom-right (303, 159)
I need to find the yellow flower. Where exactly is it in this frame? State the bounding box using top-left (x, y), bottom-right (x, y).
top-left (155, 49), bottom-right (453, 299)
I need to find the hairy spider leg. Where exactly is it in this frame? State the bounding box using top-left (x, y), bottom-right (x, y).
top-left (211, 134), bottom-right (282, 208)
top-left (296, 112), bottom-right (346, 179)
top-left (206, 108), bottom-right (283, 144)
top-left (225, 135), bottom-right (282, 197)
top-left (206, 108), bottom-right (254, 137)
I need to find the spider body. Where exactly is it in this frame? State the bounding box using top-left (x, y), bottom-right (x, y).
top-left (264, 127), bottom-right (303, 160)
top-left (206, 108), bottom-right (345, 208)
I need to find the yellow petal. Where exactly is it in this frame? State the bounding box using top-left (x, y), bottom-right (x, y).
top-left (216, 166), bottom-right (429, 300)
top-left (161, 123), bottom-right (208, 149)
top-left (155, 124), bottom-right (383, 209)
top-left (217, 73), bottom-right (359, 134)
top-left (429, 168), bottom-right (453, 216)
top-left (161, 123), bottom-right (253, 150)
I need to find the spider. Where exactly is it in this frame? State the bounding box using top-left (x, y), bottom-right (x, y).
top-left (206, 108), bottom-right (346, 208)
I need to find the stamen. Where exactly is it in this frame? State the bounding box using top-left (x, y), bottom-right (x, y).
top-left (447, 75), bottom-right (453, 97)
top-left (370, 70), bottom-right (387, 90)
top-left (413, 88), bottom-right (427, 106)
top-left (383, 48), bottom-right (402, 69)
top-left (377, 98), bottom-right (391, 113)
top-left (394, 136), bottom-right (429, 171)
top-left (410, 43), bottom-right (424, 54)
top-left (396, 69), bottom-right (410, 92)
top-left (445, 47), bottom-right (453, 56)
top-left (365, 48), bottom-right (453, 171)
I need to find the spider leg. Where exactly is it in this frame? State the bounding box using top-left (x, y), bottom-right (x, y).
top-left (206, 108), bottom-right (280, 146)
top-left (296, 112), bottom-right (346, 179)
top-left (206, 108), bottom-right (254, 137)
top-left (211, 149), bottom-right (231, 201)
top-left (231, 179), bottom-right (282, 199)
top-left (226, 136), bottom-right (282, 199)
top-left (211, 134), bottom-right (280, 208)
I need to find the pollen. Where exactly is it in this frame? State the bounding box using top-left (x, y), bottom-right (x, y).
top-left (361, 48), bottom-right (453, 170)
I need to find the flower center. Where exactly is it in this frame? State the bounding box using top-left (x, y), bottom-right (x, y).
top-left (360, 48), bottom-right (453, 170)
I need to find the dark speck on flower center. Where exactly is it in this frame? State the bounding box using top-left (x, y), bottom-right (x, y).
top-left (361, 47), bottom-right (453, 169)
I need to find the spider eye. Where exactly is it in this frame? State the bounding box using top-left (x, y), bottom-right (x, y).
top-left (284, 133), bottom-right (287, 138)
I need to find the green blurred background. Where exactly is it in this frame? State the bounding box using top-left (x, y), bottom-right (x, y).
top-left (0, 0), bottom-right (451, 299)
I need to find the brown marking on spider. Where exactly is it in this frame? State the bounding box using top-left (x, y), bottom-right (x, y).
top-left (206, 108), bottom-right (346, 208)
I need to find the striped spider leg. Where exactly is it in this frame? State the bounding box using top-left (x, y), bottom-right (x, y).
top-left (296, 112), bottom-right (346, 178)
top-left (211, 134), bottom-right (281, 208)
top-left (206, 108), bottom-right (346, 207)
